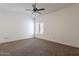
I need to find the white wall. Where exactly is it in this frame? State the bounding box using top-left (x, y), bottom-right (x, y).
top-left (36, 4), bottom-right (79, 48)
top-left (0, 12), bottom-right (34, 43)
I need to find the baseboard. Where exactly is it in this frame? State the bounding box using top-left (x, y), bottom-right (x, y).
top-left (0, 35), bottom-right (33, 44)
top-left (36, 37), bottom-right (79, 49)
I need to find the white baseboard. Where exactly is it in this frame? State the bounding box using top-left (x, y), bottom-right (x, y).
top-left (0, 35), bottom-right (33, 44)
top-left (36, 36), bottom-right (79, 48)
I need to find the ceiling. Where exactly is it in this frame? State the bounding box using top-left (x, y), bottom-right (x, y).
top-left (0, 3), bottom-right (77, 18)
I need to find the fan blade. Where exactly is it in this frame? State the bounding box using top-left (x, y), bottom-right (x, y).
top-left (25, 9), bottom-right (33, 11)
top-left (35, 3), bottom-right (36, 8)
top-left (37, 8), bottom-right (45, 11)
top-left (32, 3), bottom-right (36, 9)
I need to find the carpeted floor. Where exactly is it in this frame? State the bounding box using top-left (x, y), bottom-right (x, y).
top-left (0, 38), bottom-right (79, 56)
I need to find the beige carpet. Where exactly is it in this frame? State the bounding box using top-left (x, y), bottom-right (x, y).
top-left (0, 38), bottom-right (79, 56)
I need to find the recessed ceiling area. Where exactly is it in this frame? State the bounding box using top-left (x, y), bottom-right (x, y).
top-left (0, 3), bottom-right (77, 17)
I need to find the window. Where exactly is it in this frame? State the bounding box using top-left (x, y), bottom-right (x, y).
top-left (36, 22), bottom-right (40, 34)
top-left (40, 22), bottom-right (44, 34)
top-left (35, 22), bottom-right (44, 34)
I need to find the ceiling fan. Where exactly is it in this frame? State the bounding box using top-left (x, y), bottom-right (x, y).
top-left (25, 3), bottom-right (45, 14)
